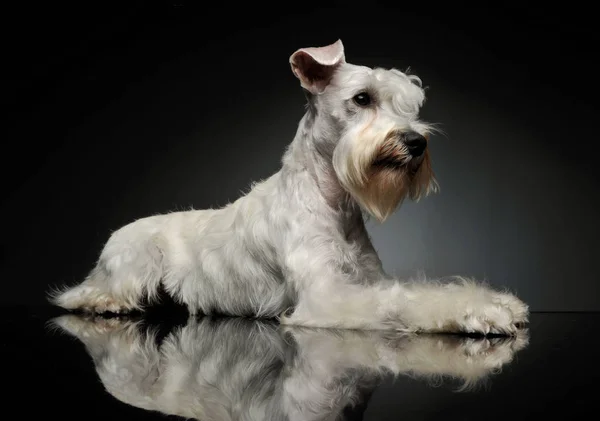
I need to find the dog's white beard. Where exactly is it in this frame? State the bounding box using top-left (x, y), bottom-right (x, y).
top-left (333, 121), bottom-right (435, 222)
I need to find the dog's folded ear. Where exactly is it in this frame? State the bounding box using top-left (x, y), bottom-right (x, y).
top-left (289, 39), bottom-right (345, 95)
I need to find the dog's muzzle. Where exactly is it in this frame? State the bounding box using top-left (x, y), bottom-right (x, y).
top-left (402, 131), bottom-right (428, 158)
top-left (373, 130), bottom-right (429, 169)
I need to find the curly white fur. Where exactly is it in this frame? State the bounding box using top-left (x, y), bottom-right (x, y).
top-left (48, 39), bottom-right (528, 335)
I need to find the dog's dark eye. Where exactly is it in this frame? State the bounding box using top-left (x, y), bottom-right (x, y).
top-left (353, 92), bottom-right (371, 106)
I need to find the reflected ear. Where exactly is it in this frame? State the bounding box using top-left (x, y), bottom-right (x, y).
top-left (289, 39), bottom-right (345, 95)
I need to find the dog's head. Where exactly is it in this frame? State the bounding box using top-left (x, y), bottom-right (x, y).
top-left (290, 40), bottom-right (438, 222)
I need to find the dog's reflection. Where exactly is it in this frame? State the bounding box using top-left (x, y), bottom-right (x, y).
top-left (51, 315), bottom-right (528, 421)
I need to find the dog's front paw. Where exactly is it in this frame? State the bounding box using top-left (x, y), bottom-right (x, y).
top-left (401, 281), bottom-right (529, 336)
top-left (459, 304), bottom-right (517, 335)
top-left (490, 292), bottom-right (529, 328)
top-left (456, 292), bottom-right (528, 336)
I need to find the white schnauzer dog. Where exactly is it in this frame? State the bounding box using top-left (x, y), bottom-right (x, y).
top-left (49, 40), bottom-right (528, 335)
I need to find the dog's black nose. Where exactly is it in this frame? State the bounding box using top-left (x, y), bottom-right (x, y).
top-left (403, 131), bottom-right (427, 157)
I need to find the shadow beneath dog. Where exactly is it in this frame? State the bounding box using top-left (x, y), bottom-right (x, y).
top-left (49, 314), bottom-right (529, 421)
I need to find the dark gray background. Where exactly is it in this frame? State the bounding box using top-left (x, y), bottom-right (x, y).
top-left (2, 2), bottom-right (598, 311)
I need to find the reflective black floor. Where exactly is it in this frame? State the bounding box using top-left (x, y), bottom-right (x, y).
top-left (4, 306), bottom-right (598, 420)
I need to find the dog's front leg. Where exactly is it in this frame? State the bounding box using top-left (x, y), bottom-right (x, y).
top-left (385, 278), bottom-right (529, 335)
top-left (280, 249), bottom-right (528, 334)
top-left (280, 246), bottom-right (415, 330)
top-left (280, 278), bottom-right (406, 330)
